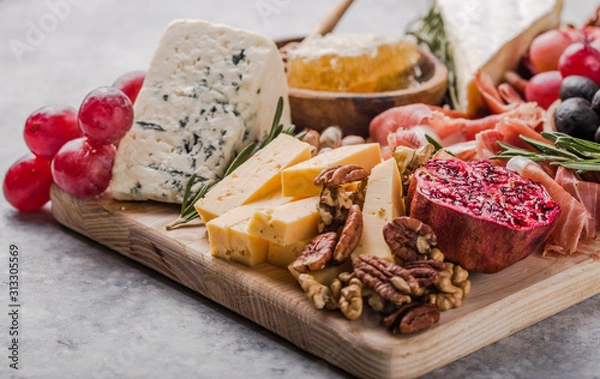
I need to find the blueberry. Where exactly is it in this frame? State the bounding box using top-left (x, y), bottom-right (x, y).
top-left (592, 89), bottom-right (600, 114)
top-left (560, 75), bottom-right (600, 102)
top-left (554, 97), bottom-right (600, 140)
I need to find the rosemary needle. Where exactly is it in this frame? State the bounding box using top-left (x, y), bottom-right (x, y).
top-left (492, 132), bottom-right (600, 173)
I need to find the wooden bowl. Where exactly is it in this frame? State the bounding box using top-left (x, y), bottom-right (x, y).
top-left (276, 37), bottom-right (448, 137)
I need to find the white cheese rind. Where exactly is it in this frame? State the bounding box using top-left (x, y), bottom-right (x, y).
top-left (438, 0), bottom-right (563, 115)
top-left (110, 19), bottom-right (290, 203)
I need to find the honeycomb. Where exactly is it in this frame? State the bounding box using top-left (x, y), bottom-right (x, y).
top-left (286, 34), bottom-right (420, 93)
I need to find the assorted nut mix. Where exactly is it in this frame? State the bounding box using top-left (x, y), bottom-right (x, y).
top-left (299, 126), bottom-right (365, 157)
top-left (291, 162), bottom-right (472, 336)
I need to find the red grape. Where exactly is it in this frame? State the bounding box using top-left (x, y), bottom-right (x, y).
top-left (24, 105), bottom-right (82, 160)
top-left (3, 154), bottom-right (53, 212)
top-left (558, 42), bottom-right (600, 85)
top-left (529, 29), bottom-right (578, 72)
top-left (525, 71), bottom-right (562, 109)
top-left (51, 137), bottom-right (116, 198)
top-left (78, 87), bottom-right (134, 146)
top-left (113, 70), bottom-right (145, 104)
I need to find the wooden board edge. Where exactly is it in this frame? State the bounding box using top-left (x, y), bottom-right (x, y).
top-left (50, 186), bottom-right (600, 379)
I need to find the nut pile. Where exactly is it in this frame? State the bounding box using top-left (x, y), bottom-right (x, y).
top-left (290, 163), bottom-right (471, 335)
top-left (300, 126), bottom-right (366, 157)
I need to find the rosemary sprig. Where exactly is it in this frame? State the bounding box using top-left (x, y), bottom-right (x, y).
top-left (166, 96), bottom-right (296, 230)
top-left (406, 1), bottom-right (458, 109)
top-left (425, 134), bottom-right (455, 157)
top-left (492, 132), bottom-right (600, 173)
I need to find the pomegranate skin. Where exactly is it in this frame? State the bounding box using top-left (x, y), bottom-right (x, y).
top-left (407, 159), bottom-right (560, 273)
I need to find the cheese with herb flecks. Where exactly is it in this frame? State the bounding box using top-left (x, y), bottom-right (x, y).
top-left (110, 19), bottom-right (290, 203)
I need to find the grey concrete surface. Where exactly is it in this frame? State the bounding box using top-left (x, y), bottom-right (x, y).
top-left (1, 0), bottom-right (599, 378)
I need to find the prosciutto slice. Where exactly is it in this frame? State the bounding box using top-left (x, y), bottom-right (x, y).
top-left (507, 157), bottom-right (599, 258)
top-left (555, 167), bottom-right (600, 230)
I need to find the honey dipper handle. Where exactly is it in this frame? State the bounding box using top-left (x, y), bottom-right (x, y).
top-left (306, 0), bottom-right (355, 41)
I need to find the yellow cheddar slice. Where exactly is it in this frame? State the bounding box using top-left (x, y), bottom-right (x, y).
top-left (267, 239), bottom-right (310, 269)
top-left (247, 196), bottom-right (319, 246)
top-left (206, 193), bottom-right (292, 267)
top-left (352, 158), bottom-right (404, 261)
top-left (281, 143), bottom-right (382, 198)
top-left (195, 134), bottom-right (311, 223)
top-left (288, 260), bottom-right (353, 286)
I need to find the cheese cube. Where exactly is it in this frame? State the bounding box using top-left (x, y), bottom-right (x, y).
top-left (267, 239), bottom-right (310, 269)
top-left (206, 194), bottom-right (291, 267)
top-left (281, 143), bottom-right (382, 198)
top-left (195, 134), bottom-right (311, 223)
top-left (110, 19), bottom-right (291, 203)
top-left (352, 158), bottom-right (404, 261)
top-left (227, 220), bottom-right (269, 267)
top-left (247, 196), bottom-right (320, 246)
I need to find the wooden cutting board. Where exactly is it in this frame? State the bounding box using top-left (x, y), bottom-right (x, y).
top-left (50, 185), bottom-right (600, 379)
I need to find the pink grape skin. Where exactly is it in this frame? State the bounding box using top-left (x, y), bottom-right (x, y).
top-left (525, 71), bottom-right (562, 109)
top-left (529, 29), bottom-right (578, 72)
top-left (23, 105), bottom-right (82, 160)
top-left (78, 87), bottom-right (134, 146)
top-left (3, 154), bottom-right (53, 212)
top-left (583, 26), bottom-right (600, 42)
top-left (113, 70), bottom-right (145, 104)
top-left (558, 42), bottom-right (600, 85)
top-left (51, 137), bottom-right (116, 198)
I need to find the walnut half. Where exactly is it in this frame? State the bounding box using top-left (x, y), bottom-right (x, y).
top-left (427, 262), bottom-right (471, 311)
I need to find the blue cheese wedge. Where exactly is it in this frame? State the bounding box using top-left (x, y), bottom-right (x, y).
top-left (110, 19), bottom-right (291, 203)
top-left (437, 0), bottom-right (563, 115)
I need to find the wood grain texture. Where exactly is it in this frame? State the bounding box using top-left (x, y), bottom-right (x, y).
top-left (51, 185), bottom-right (600, 379)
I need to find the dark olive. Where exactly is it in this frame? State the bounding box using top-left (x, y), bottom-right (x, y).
top-left (554, 97), bottom-right (600, 140)
top-left (595, 125), bottom-right (600, 143)
top-left (592, 89), bottom-right (600, 114)
top-left (559, 75), bottom-right (600, 102)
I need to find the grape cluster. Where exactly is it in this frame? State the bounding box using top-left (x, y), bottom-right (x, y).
top-left (524, 26), bottom-right (600, 142)
top-left (525, 27), bottom-right (600, 107)
top-left (3, 71), bottom-right (145, 212)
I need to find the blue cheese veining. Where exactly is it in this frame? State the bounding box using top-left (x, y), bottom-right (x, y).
top-left (110, 19), bottom-right (291, 203)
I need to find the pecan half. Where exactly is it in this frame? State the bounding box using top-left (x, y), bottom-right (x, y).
top-left (403, 260), bottom-right (445, 287)
top-left (353, 254), bottom-right (420, 306)
top-left (317, 186), bottom-right (352, 233)
top-left (384, 217), bottom-right (437, 262)
top-left (314, 164), bottom-right (369, 188)
top-left (333, 204), bottom-right (363, 263)
top-left (383, 302), bottom-right (440, 334)
top-left (292, 232), bottom-right (337, 273)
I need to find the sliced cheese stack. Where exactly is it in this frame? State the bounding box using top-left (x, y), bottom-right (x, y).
top-left (195, 134), bottom-right (311, 223)
top-left (437, 0), bottom-right (563, 115)
top-left (202, 137), bottom-right (384, 268)
top-left (110, 19), bottom-right (290, 203)
top-left (352, 158), bottom-right (404, 261)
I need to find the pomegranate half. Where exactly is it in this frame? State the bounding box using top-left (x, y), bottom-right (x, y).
top-left (408, 159), bottom-right (560, 273)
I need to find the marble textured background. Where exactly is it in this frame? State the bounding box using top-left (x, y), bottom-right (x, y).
top-left (1, 0), bottom-right (599, 378)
